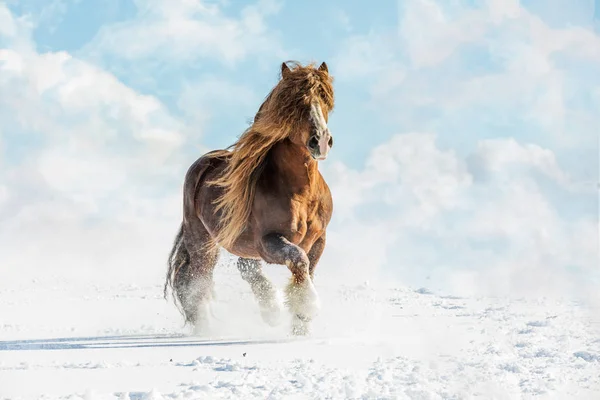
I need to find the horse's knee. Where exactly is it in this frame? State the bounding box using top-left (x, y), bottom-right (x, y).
top-left (258, 233), bottom-right (309, 269)
top-left (285, 256), bottom-right (311, 283)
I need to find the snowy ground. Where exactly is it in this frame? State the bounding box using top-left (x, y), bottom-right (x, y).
top-left (1, 256), bottom-right (599, 400)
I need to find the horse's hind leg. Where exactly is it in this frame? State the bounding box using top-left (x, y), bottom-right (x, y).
top-left (237, 258), bottom-right (283, 327)
top-left (175, 220), bottom-right (219, 335)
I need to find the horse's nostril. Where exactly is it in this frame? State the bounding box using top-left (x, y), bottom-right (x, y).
top-left (308, 137), bottom-right (319, 149)
top-left (328, 136), bottom-right (333, 148)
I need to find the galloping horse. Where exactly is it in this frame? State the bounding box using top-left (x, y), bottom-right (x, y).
top-left (164, 61), bottom-right (335, 336)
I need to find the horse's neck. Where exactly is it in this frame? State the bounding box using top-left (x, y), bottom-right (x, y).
top-left (269, 140), bottom-right (319, 193)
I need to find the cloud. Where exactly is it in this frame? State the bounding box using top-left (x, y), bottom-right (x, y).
top-left (81, 0), bottom-right (285, 66)
top-left (399, 0), bottom-right (488, 69)
top-left (332, 32), bottom-right (400, 81)
top-left (177, 75), bottom-right (259, 129)
top-left (472, 138), bottom-right (573, 188)
top-left (0, 46), bottom-right (185, 167)
top-left (0, 5), bottom-right (190, 284)
top-left (0, 1), bottom-right (286, 289)
top-left (0, 183), bottom-right (7, 208)
top-left (321, 0), bottom-right (598, 301)
top-left (332, 0), bottom-right (600, 154)
top-left (0, 0), bottom-right (597, 312)
top-left (0, 3), bottom-right (17, 37)
top-left (397, 0), bottom-right (600, 68)
top-left (3, 0), bottom-right (74, 29)
top-left (321, 131), bottom-right (598, 301)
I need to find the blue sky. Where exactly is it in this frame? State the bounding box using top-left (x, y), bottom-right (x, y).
top-left (0, 0), bottom-right (598, 300)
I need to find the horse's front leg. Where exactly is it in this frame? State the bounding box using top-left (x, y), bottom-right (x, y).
top-left (259, 233), bottom-right (320, 335)
top-left (308, 234), bottom-right (325, 280)
top-left (290, 234), bottom-right (326, 335)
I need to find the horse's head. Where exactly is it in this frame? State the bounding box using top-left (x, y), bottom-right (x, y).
top-left (281, 61), bottom-right (334, 161)
top-left (256, 61), bottom-right (335, 161)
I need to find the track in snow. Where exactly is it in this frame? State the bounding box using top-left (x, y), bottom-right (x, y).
top-left (0, 333), bottom-right (336, 352)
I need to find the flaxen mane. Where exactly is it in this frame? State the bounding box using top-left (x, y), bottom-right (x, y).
top-left (206, 61), bottom-right (335, 250)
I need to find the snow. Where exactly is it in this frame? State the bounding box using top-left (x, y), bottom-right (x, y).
top-left (1, 256), bottom-right (599, 399)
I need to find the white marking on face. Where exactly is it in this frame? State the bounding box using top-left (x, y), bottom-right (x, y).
top-left (308, 101), bottom-right (332, 160)
top-left (309, 101), bottom-right (328, 134)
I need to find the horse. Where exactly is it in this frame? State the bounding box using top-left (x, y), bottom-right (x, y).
top-left (163, 61), bottom-right (335, 336)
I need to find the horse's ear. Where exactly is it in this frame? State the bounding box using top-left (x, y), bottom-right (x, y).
top-left (318, 62), bottom-right (328, 73)
top-left (281, 62), bottom-right (291, 79)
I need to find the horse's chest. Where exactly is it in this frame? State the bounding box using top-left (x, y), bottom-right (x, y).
top-left (288, 198), bottom-right (323, 244)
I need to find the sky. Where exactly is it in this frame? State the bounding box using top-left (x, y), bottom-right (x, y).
top-left (0, 0), bottom-right (598, 303)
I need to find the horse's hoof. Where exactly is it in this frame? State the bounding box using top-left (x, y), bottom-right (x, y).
top-left (295, 313), bottom-right (311, 323)
top-left (191, 321), bottom-right (210, 337)
top-left (256, 286), bottom-right (284, 327)
top-left (261, 309), bottom-right (282, 327)
top-left (285, 278), bottom-right (321, 320)
top-left (291, 315), bottom-right (311, 336)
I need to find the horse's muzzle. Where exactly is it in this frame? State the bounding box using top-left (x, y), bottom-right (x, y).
top-left (307, 131), bottom-right (333, 161)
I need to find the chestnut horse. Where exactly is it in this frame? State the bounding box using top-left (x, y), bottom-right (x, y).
top-left (164, 61), bottom-right (335, 336)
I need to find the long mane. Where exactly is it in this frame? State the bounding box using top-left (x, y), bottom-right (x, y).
top-left (206, 61), bottom-right (335, 250)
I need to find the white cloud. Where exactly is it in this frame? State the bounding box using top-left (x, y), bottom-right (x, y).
top-left (474, 138), bottom-right (572, 187)
top-left (366, 133), bottom-right (472, 213)
top-left (330, 0), bottom-right (600, 193)
top-left (397, 0), bottom-right (600, 69)
top-left (399, 0), bottom-right (487, 68)
top-left (38, 146), bottom-right (128, 204)
top-left (1, 47), bottom-right (184, 145)
top-left (332, 32), bottom-right (400, 80)
top-left (0, 2), bottom-right (287, 288)
top-left (333, 8), bottom-right (352, 32)
top-left (82, 0), bottom-right (285, 65)
top-left (322, 132), bottom-right (598, 300)
top-left (3, 0), bottom-right (74, 33)
top-left (0, 3), bottom-right (17, 37)
top-left (0, 5), bottom-right (191, 284)
top-left (0, 184), bottom-right (7, 209)
top-left (324, 133), bottom-right (472, 228)
top-left (177, 75), bottom-right (259, 128)
top-left (0, 0), bottom-right (597, 310)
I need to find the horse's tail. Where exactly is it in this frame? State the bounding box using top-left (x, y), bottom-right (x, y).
top-left (163, 222), bottom-right (189, 312)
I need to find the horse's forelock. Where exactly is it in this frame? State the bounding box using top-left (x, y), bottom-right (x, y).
top-left (260, 63), bottom-right (334, 133)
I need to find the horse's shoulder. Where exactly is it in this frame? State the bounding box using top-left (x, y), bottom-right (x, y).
top-left (315, 172), bottom-right (332, 201)
top-left (312, 172), bottom-right (332, 224)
